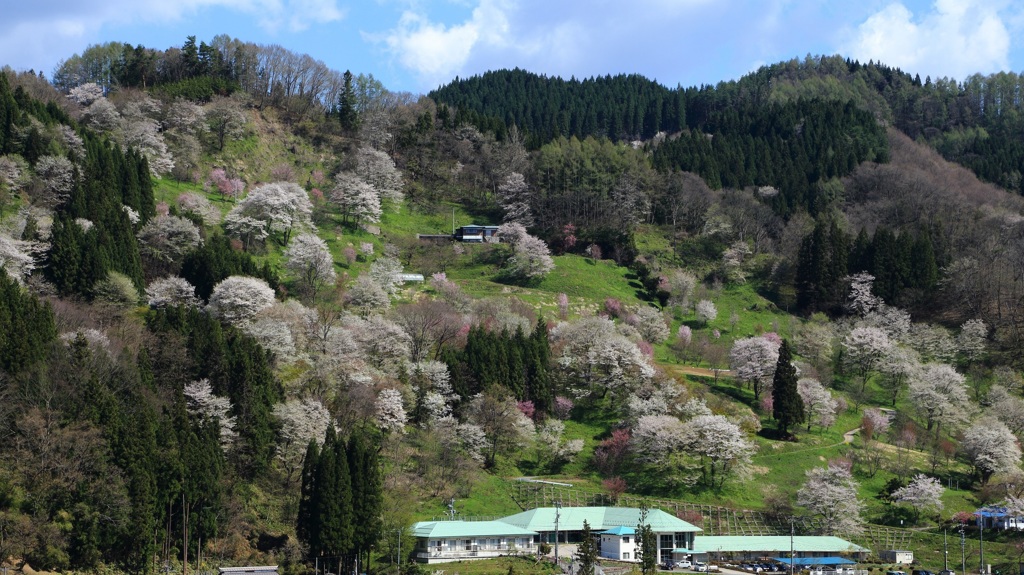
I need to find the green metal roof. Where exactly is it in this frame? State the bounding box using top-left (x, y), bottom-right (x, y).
top-left (500, 507), bottom-right (701, 534)
top-left (412, 520), bottom-right (538, 539)
top-left (691, 536), bottom-right (868, 554)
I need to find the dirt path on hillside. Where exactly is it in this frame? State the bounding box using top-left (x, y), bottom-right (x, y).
top-left (665, 365), bottom-right (733, 378)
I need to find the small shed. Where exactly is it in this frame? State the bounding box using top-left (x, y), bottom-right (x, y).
top-left (400, 273), bottom-right (425, 283)
top-left (454, 225), bottom-right (500, 243)
top-left (880, 550), bottom-right (914, 564)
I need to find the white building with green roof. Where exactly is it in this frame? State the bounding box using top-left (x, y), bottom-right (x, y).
top-left (412, 506), bottom-right (701, 564)
top-left (686, 535), bottom-right (870, 563)
top-left (412, 520), bottom-right (539, 563)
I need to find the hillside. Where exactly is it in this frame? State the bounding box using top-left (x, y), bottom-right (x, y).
top-left (2, 39), bottom-right (1024, 575)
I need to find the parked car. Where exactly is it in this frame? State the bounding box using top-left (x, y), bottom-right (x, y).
top-left (695, 562), bottom-right (708, 572)
top-left (913, 570), bottom-right (935, 575)
top-left (662, 560), bottom-right (676, 571)
top-left (939, 570), bottom-right (956, 575)
top-left (676, 560), bottom-right (693, 569)
top-left (887, 570), bottom-right (907, 575)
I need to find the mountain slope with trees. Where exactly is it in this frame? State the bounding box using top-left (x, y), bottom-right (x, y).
top-left (3, 37), bottom-right (1024, 575)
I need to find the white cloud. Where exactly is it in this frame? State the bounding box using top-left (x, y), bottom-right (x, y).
top-left (845, 0), bottom-right (1010, 80)
top-left (377, 0), bottom-right (512, 86)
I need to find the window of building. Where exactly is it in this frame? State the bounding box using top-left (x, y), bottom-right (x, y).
top-left (623, 537), bottom-right (630, 543)
top-left (624, 552), bottom-right (630, 560)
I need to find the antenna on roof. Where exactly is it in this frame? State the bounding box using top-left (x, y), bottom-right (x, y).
top-left (447, 498), bottom-right (457, 521)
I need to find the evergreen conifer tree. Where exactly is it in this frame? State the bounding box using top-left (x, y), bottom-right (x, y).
top-left (771, 340), bottom-right (803, 437)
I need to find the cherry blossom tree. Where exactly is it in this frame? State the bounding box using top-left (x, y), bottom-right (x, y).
top-left (145, 276), bottom-right (200, 308)
top-left (878, 346), bottom-right (920, 406)
top-left (184, 379), bottom-right (237, 449)
top-left (908, 323), bottom-right (957, 363)
top-left (986, 386), bottom-right (1024, 436)
top-left (843, 326), bottom-right (893, 392)
top-left (907, 363), bottom-right (972, 434)
top-left (273, 398), bottom-right (330, 480)
top-left (205, 94), bottom-right (248, 151)
top-left (535, 419), bottom-right (584, 469)
top-left (136, 215), bottom-right (202, 274)
top-left (666, 269), bottom-right (697, 308)
top-left (798, 378), bottom-right (839, 431)
top-left (330, 171), bottom-right (382, 224)
top-left (797, 462), bottom-right (865, 536)
top-left (368, 254), bottom-right (404, 295)
top-left (177, 192), bottom-right (221, 225)
top-left (630, 414), bottom-right (687, 465)
top-left (0, 233), bottom-right (40, 283)
top-left (207, 275), bottom-right (276, 324)
top-left (284, 232), bottom-right (336, 301)
top-left (503, 232), bottom-right (554, 280)
top-left (682, 414), bottom-right (754, 489)
top-left (847, 272), bottom-right (881, 316)
top-left (891, 474), bottom-right (944, 520)
top-left (628, 306), bottom-right (670, 343)
top-left (466, 387), bottom-right (535, 468)
top-left (345, 275), bottom-right (390, 314)
top-left (551, 316), bottom-right (654, 399)
top-left (695, 299), bottom-right (717, 326)
top-left (861, 408), bottom-right (891, 442)
top-left (355, 146), bottom-right (403, 204)
top-left (33, 155), bottom-right (75, 207)
top-left (961, 418), bottom-right (1022, 483)
top-left (957, 319), bottom-right (987, 363)
top-left (497, 171), bottom-right (533, 226)
top-left (729, 336), bottom-right (780, 401)
top-left (348, 314), bottom-right (411, 375)
top-left (225, 182), bottom-right (313, 245)
top-left (376, 388), bottom-right (408, 434)
top-left (223, 211), bottom-right (269, 250)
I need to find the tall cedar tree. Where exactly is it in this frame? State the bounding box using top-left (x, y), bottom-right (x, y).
top-left (337, 70), bottom-right (359, 132)
top-left (771, 340), bottom-right (803, 437)
top-left (297, 440), bottom-right (320, 546)
top-left (636, 504), bottom-right (658, 575)
top-left (575, 520), bottom-right (599, 575)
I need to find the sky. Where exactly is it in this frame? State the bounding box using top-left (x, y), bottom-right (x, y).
top-left (2, 0), bottom-right (1024, 95)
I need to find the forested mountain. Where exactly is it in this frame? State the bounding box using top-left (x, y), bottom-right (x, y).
top-left (6, 36), bottom-right (1024, 575)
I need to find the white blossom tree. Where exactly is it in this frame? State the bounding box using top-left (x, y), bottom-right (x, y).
top-left (891, 474), bottom-right (944, 520)
top-left (0, 234), bottom-right (40, 283)
top-left (961, 418), bottom-right (1022, 483)
top-left (223, 211), bottom-right (269, 250)
top-left (177, 192), bottom-right (221, 225)
top-left (145, 276), bottom-right (200, 308)
top-left (33, 155), bottom-right (75, 207)
top-left (368, 255), bottom-right (404, 295)
top-left (986, 386), bottom-right (1024, 436)
top-left (136, 215), bottom-right (202, 273)
top-left (497, 172), bottom-right (533, 226)
top-left (878, 346), bottom-right (920, 406)
top-left (908, 323), bottom-right (957, 363)
top-left (551, 316), bottom-right (654, 399)
top-left (355, 146), bottom-right (404, 204)
top-left (630, 414), bottom-right (687, 465)
top-left (847, 272), bottom-right (881, 316)
top-left (184, 379), bottom-right (237, 449)
top-left (907, 363), bottom-right (972, 434)
top-left (273, 398), bottom-right (330, 480)
top-left (348, 314), bottom-right (412, 375)
top-left (207, 275), bottom-right (276, 324)
top-left (681, 414), bottom-right (754, 489)
top-left (205, 94), bottom-right (248, 151)
top-left (628, 306), bottom-right (670, 343)
top-left (376, 388), bottom-right (408, 434)
top-left (284, 232), bottom-right (336, 301)
top-left (729, 336), bottom-right (780, 401)
top-left (535, 419), bottom-right (584, 468)
top-left (466, 388), bottom-right (535, 468)
top-left (225, 182), bottom-right (313, 245)
top-left (695, 299), bottom-right (717, 326)
top-left (957, 319), bottom-right (987, 363)
top-left (330, 171), bottom-right (382, 224)
top-left (797, 462), bottom-right (865, 536)
top-left (665, 269), bottom-right (697, 308)
top-left (345, 275), bottom-right (391, 314)
top-left (798, 378), bottom-right (839, 431)
top-left (843, 326), bottom-right (893, 392)
top-left (505, 234), bottom-right (554, 280)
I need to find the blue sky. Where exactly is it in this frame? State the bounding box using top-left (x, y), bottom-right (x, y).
top-left (3, 0), bottom-right (1023, 94)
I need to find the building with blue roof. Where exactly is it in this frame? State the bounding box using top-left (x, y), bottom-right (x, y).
top-left (975, 505), bottom-right (1024, 530)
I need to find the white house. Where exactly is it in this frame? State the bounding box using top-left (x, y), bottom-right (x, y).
top-left (880, 550), bottom-right (914, 564)
top-left (975, 506), bottom-right (1024, 530)
top-left (599, 526), bottom-right (637, 561)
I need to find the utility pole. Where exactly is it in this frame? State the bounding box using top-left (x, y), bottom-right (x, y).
top-left (944, 529), bottom-right (948, 571)
top-left (790, 519), bottom-right (795, 575)
top-left (398, 528), bottom-right (402, 570)
top-left (980, 519), bottom-right (985, 575)
top-left (554, 501), bottom-right (562, 566)
top-left (960, 522), bottom-right (967, 575)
